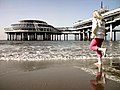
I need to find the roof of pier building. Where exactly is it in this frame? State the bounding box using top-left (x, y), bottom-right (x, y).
top-left (73, 7), bottom-right (120, 30)
top-left (19, 20), bottom-right (47, 24)
top-left (5, 20), bottom-right (61, 33)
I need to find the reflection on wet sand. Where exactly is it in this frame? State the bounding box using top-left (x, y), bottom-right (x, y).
top-left (90, 65), bottom-right (106, 90)
top-left (17, 61), bottom-right (52, 71)
top-left (0, 60), bottom-right (93, 90)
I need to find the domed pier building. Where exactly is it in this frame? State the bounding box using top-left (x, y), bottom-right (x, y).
top-left (5, 20), bottom-right (62, 41)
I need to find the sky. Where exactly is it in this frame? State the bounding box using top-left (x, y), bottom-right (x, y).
top-left (0, 0), bottom-right (120, 40)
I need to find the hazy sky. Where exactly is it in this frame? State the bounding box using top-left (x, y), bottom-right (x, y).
top-left (0, 0), bottom-right (120, 40)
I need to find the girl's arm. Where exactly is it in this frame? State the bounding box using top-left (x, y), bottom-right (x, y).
top-left (91, 18), bottom-right (98, 38)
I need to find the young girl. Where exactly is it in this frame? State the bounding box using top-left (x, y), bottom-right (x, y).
top-left (89, 10), bottom-right (107, 66)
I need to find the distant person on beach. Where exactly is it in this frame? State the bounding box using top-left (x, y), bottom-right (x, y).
top-left (89, 10), bottom-right (107, 66)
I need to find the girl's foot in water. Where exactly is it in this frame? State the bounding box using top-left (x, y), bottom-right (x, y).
top-left (94, 62), bottom-right (102, 66)
top-left (94, 57), bottom-right (102, 66)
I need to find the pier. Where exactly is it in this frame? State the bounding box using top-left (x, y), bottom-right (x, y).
top-left (73, 7), bottom-right (120, 41)
top-left (5, 8), bottom-right (120, 41)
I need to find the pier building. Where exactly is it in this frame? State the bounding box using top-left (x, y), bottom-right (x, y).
top-left (5, 20), bottom-right (62, 41)
top-left (56, 27), bottom-right (81, 41)
top-left (73, 7), bottom-right (120, 41)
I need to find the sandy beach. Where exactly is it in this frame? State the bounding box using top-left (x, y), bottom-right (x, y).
top-left (0, 60), bottom-right (120, 90)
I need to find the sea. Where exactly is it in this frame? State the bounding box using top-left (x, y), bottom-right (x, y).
top-left (0, 40), bottom-right (120, 61)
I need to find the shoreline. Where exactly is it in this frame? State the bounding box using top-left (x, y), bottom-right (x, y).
top-left (0, 55), bottom-right (120, 61)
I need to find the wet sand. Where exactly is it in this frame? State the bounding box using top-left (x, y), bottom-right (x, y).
top-left (0, 60), bottom-right (120, 90)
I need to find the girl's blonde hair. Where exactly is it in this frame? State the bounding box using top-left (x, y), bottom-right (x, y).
top-left (93, 10), bottom-right (104, 20)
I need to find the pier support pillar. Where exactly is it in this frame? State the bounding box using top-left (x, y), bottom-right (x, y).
top-left (57, 35), bottom-right (59, 41)
top-left (88, 29), bottom-right (91, 41)
top-left (83, 30), bottom-right (85, 41)
top-left (48, 34), bottom-right (51, 40)
top-left (79, 33), bottom-right (80, 40)
top-left (67, 34), bottom-right (68, 40)
top-left (24, 33), bottom-right (28, 40)
top-left (110, 24), bottom-right (113, 41)
top-left (75, 34), bottom-right (76, 40)
top-left (20, 33), bottom-right (23, 41)
top-left (114, 31), bottom-right (116, 41)
top-left (55, 34), bottom-right (56, 41)
top-left (7, 33), bottom-right (9, 40)
top-left (15, 33), bottom-right (17, 40)
top-left (43, 33), bottom-right (47, 40)
top-left (59, 35), bottom-right (61, 41)
top-left (52, 34), bottom-right (53, 41)
top-left (64, 34), bottom-right (65, 41)
top-left (80, 32), bottom-right (83, 41)
top-left (12, 34), bottom-right (14, 40)
top-left (28, 34), bottom-right (30, 41)
top-left (10, 33), bottom-right (11, 40)
top-left (35, 33), bottom-right (37, 40)
top-left (77, 34), bottom-right (79, 40)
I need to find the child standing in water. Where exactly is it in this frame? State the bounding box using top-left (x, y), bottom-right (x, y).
top-left (89, 10), bottom-right (107, 65)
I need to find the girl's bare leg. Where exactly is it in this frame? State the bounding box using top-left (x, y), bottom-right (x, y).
top-left (98, 48), bottom-right (107, 57)
top-left (94, 57), bottom-right (102, 66)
